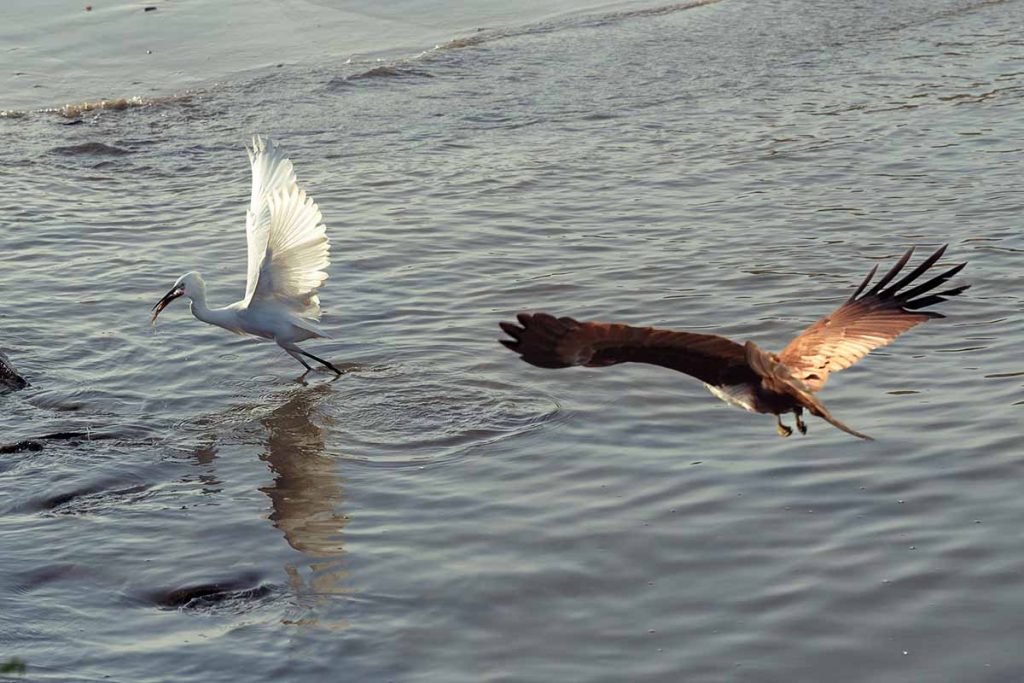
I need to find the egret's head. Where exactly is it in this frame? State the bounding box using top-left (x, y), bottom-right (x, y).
top-left (151, 271), bottom-right (204, 324)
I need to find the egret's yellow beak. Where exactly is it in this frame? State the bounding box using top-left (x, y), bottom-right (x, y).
top-left (151, 286), bottom-right (184, 324)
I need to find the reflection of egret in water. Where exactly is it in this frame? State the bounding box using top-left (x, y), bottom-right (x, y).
top-left (258, 384), bottom-right (350, 625)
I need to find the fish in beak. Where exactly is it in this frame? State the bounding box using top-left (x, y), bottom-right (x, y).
top-left (151, 286), bottom-right (184, 324)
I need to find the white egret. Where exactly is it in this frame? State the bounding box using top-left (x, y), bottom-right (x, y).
top-left (152, 136), bottom-right (341, 375)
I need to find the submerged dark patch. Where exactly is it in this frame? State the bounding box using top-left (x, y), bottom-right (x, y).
top-left (51, 142), bottom-right (132, 156)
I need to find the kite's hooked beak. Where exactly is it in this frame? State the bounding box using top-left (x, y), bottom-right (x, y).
top-left (151, 286), bottom-right (184, 324)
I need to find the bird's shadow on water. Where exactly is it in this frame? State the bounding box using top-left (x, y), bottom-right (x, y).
top-left (159, 383), bottom-right (351, 625)
top-left (257, 384), bottom-right (352, 625)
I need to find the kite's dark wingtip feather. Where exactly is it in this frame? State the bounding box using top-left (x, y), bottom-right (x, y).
top-left (499, 321), bottom-right (524, 339)
top-left (883, 246), bottom-right (948, 297)
top-left (938, 261), bottom-right (967, 280)
top-left (902, 275), bottom-right (971, 312)
top-left (933, 283), bottom-right (971, 299)
top-left (867, 247), bottom-right (914, 296)
top-left (849, 264), bottom-right (879, 302)
top-left (899, 261), bottom-right (969, 303)
top-left (498, 312), bottom-right (578, 369)
top-left (516, 312), bottom-right (533, 326)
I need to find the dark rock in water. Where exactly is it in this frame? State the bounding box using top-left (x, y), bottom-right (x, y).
top-left (150, 573), bottom-right (272, 609)
top-left (0, 431), bottom-right (113, 456)
top-left (0, 440), bottom-right (43, 455)
top-left (0, 350), bottom-right (28, 390)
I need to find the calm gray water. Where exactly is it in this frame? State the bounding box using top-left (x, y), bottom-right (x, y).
top-left (2, 0), bottom-right (1023, 681)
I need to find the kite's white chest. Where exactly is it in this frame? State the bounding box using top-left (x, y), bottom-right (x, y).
top-left (704, 383), bottom-right (758, 413)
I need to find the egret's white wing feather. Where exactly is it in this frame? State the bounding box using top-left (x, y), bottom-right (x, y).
top-left (243, 137), bottom-right (330, 321)
top-left (253, 187), bottom-right (330, 310)
top-left (245, 136), bottom-right (296, 303)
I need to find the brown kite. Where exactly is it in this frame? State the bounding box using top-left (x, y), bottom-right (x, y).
top-left (499, 246), bottom-right (969, 440)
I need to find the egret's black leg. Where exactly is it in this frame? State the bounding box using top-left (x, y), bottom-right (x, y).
top-left (297, 348), bottom-right (343, 375)
top-left (281, 346), bottom-right (312, 372)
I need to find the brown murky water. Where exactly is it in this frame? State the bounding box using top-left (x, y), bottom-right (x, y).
top-left (1, 0), bottom-right (1022, 680)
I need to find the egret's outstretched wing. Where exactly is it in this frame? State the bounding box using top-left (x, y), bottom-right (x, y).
top-left (243, 136), bottom-right (330, 316)
top-left (245, 136), bottom-right (296, 302)
top-left (499, 312), bottom-right (756, 386)
top-left (778, 245), bottom-right (969, 392)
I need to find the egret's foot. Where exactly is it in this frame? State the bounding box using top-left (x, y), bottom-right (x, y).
top-left (776, 417), bottom-right (792, 438)
top-left (292, 362), bottom-right (312, 381)
top-left (795, 413), bottom-right (807, 435)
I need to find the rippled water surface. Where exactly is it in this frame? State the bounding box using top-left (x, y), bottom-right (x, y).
top-left (2, 0), bottom-right (1023, 681)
